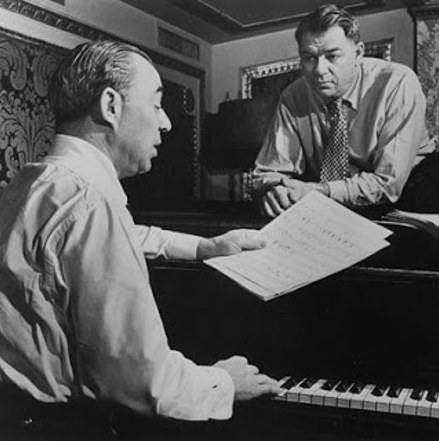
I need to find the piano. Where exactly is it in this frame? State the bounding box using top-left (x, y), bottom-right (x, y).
top-left (132, 201), bottom-right (439, 440)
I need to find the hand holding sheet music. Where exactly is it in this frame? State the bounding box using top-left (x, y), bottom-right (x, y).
top-left (205, 192), bottom-right (392, 301)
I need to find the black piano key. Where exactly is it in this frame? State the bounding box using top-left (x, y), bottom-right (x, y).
top-left (410, 387), bottom-right (425, 400)
top-left (348, 382), bottom-right (365, 394)
top-left (335, 380), bottom-right (352, 393)
top-left (321, 379), bottom-right (338, 391)
top-left (371, 384), bottom-right (387, 397)
top-left (280, 376), bottom-right (302, 390)
top-left (426, 389), bottom-right (439, 403)
top-left (387, 386), bottom-right (402, 398)
top-left (300, 377), bottom-right (317, 389)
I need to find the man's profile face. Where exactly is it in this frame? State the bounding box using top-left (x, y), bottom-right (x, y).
top-left (116, 54), bottom-right (172, 178)
top-left (299, 25), bottom-right (364, 101)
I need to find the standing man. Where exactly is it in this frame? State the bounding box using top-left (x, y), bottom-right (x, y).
top-left (252, 4), bottom-right (439, 217)
top-left (0, 40), bottom-right (281, 436)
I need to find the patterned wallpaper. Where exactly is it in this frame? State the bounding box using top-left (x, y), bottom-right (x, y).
top-left (412, 6), bottom-right (439, 141)
top-left (0, 28), bottom-right (66, 188)
top-left (416, 17), bottom-right (439, 139)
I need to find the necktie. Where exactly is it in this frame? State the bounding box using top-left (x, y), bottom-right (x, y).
top-left (319, 99), bottom-right (350, 183)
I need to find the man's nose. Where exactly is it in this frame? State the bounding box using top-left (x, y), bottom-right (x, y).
top-left (313, 56), bottom-right (330, 75)
top-left (160, 109), bottom-right (172, 133)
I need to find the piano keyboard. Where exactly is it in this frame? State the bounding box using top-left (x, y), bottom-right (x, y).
top-left (275, 376), bottom-right (439, 419)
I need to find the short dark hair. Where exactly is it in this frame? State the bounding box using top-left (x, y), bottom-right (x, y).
top-left (295, 4), bottom-right (360, 46)
top-left (49, 40), bottom-right (152, 125)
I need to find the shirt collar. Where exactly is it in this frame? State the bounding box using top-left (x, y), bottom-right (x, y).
top-left (43, 134), bottom-right (128, 207)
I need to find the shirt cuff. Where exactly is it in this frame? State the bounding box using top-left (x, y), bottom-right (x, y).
top-left (201, 366), bottom-right (235, 420)
top-left (327, 180), bottom-right (349, 204)
top-left (162, 230), bottom-right (201, 260)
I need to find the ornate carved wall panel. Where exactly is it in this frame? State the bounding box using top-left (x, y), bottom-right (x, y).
top-left (411, 5), bottom-right (439, 140)
top-left (0, 28), bottom-right (65, 188)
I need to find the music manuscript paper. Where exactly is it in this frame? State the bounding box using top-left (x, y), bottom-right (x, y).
top-left (205, 191), bottom-right (392, 301)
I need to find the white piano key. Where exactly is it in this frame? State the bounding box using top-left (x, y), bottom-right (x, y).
top-left (363, 385), bottom-right (386, 411)
top-left (431, 405), bottom-right (439, 419)
top-left (275, 376), bottom-right (293, 401)
top-left (389, 387), bottom-right (411, 414)
top-left (429, 390), bottom-right (439, 419)
top-left (323, 381), bottom-right (342, 407)
top-left (285, 377), bottom-right (307, 403)
top-left (299, 378), bottom-right (327, 404)
top-left (403, 389), bottom-right (426, 416)
top-left (350, 383), bottom-right (375, 410)
top-left (416, 390), bottom-right (432, 418)
top-left (336, 382), bottom-right (357, 408)
top-left (375, 386), bottom-right (392, 413)
top-left (310, 380), bottom-right (333, 406)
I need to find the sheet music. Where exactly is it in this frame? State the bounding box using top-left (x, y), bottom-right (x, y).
top-left (205, 191), bottom-right (392, 301)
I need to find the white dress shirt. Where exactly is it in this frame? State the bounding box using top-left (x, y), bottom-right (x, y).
top-left (0, 134), bottom-right (234, 420)
top-left (253, 57), bottom-right (435, 207)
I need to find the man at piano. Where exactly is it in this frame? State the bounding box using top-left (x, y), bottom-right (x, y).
top-left (251, 3), bottom-right (439, 218)
top-left (0, 40), bottom-right (282, 437)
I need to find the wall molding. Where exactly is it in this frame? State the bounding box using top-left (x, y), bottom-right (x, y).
top-left (0, 0), bottom-right (205, 83)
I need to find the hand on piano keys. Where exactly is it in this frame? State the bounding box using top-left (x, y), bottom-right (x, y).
top-left (276, 376), bottom-right (439, 418)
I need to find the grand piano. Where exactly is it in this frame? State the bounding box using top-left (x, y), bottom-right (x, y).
top-left (130, 201), bottom-right (439, 441)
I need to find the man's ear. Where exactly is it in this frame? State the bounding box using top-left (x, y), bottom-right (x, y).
top-left (355, 41), bottom-right (365, 63)
top-left (97, 87), bottom-right (123, 128)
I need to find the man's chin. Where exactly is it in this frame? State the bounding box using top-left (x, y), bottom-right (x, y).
top-left (315, 86), bottom-right (337, 99)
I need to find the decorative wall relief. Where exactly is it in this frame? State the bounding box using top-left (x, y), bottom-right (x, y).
top-left (0, 28), bottom-right (66, 188)
top-left (410, 5), bottom-right (439, 140)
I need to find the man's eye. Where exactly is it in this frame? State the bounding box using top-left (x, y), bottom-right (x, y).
top-left (327, 54), bottom-right (339, 62)
top-left (302, 55), bottom-right (315, 63)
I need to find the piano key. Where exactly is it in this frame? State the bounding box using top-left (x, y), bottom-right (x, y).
top-left (336, 382), bottom-right (357, 408)
top-left (285, 377), bottom-right (308, 403)
top-left (387, 386), bottom-right (402, 398)
top-left (363, 384), bottom-right (388, 411)
top-left (349, 382), bottom-right (365, 394)
top-left (426, 389), bottom-right (439, 403)
top-left (403, 388), bottom-right (427, 415)
top-left (428, 389), bottom-right (439, 418)
top-left (375, 386), bottom-right (393, 413)
top-left (276, 376), bottom-right (302, 401)
top-left (389, 387), bottom-right (412, 414)
top-left (350, 383), bottom-right (375, 410)
top-left (296, 377), bottom-right (318, 404)
top-left (415, 389), bottom-right (433, 417)
top-left (310, 379), bottom-right (335, 406)
top-left (323, 381), bottom-right (343, 407)
top-left (299, 378), bottom-right (327, 404)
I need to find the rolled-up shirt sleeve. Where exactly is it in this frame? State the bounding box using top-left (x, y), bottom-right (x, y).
top-left (252, 95), bottom-right (306, 193)
top-left (58, 198), bottom-right (234, 420)
top-left (136, 225), bottom-right (201, 261)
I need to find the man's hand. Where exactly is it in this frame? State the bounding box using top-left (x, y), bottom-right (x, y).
top-left (196, 229), bottom-right (265, 260)
top-left (258, 180), bottom-right (318, 218)
top-left (214, 356), bottom-right (283, 401)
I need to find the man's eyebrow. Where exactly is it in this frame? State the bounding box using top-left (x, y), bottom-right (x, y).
top-left (156, 85), bottom-right (164, 93)
top-left (324, 47), bottom-right (342, 53)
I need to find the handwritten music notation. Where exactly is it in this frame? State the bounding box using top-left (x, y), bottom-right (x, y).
top-left (205, 191), bottom-right (392, 301)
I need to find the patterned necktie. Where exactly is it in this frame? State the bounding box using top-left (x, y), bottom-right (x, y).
top-left (319, 99), bottom-right (350, 183)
